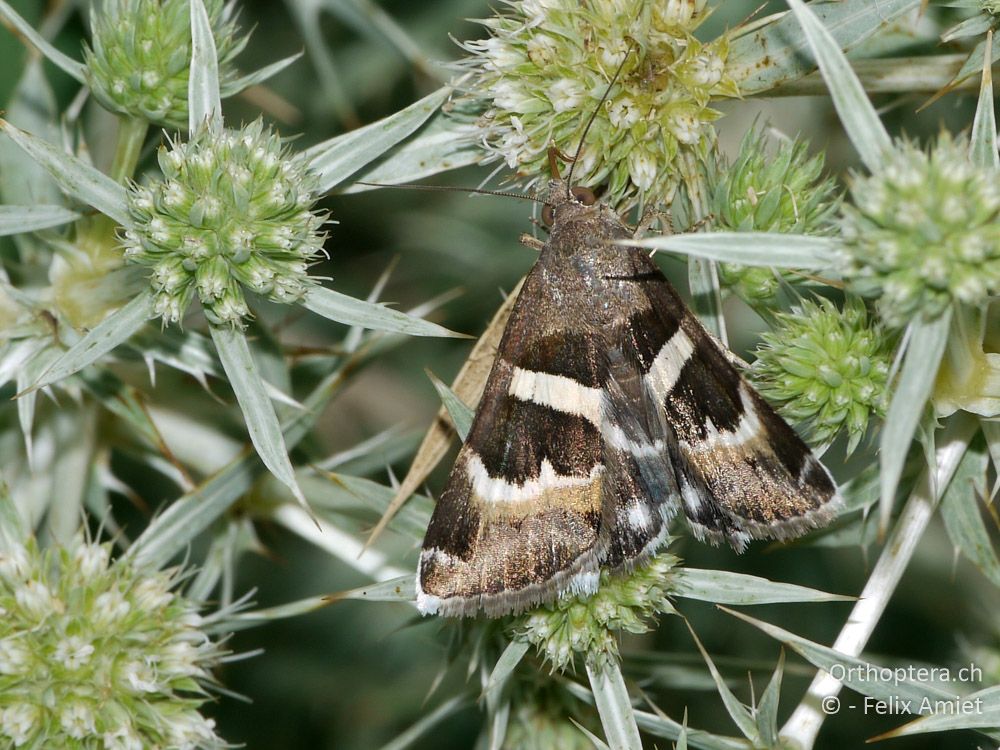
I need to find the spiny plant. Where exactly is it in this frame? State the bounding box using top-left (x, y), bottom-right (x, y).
top-left (0, 1), bottom-right (997, 749)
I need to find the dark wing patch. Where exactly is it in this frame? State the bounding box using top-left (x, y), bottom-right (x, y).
top-left (517, 331), bottom-right (604, 386)
top-left (466, 360), bottom-right (601, 484)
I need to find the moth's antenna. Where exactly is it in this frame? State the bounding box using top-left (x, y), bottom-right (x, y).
top-left (355, 181), bottom-right (545, 203)
top-left (565, 45), bottom-right (635, 197)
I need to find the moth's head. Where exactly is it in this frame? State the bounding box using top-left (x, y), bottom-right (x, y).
top-left (540, 179), bottom-right (629, 246)
top-left (540, 179), bottom-right (599, 226)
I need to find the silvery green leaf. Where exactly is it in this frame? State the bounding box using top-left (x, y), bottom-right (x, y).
top-left (785, 0), bottom-right (894, 173)
top-left (185, 522), bottom-right (236, 602)
top-left (880, 310), bottom-right (952, 528)
top-left (0, 1), bottom-right (86, 82)
top-left (78, 369), bottom-right (171, 450)
top-left (586, 660), bottom-right (643, 750)
top-left (672, 569), bottom-right (852, 605)
top-left (970, 34), bottom-right (999, 170)
top-left (273, 502), bottom-right (410, 580)
top-left (16, 347), bottom-right (61, 467)
top-left (219, 594), bottom-right (334, 633)
top-left (45, 408), bottom-right (95, 545)
top-left (949, 31), bottom-right (1000, 94)
top-left (306, 86), bottom-right (451, 192)
top-left (0, 120), bottom-right (131, 227)
top-left (302, 472), bottom-right (430, 540)
top-left (770, 55), bottom-right (979, 98)
top-left (984, 421), bottom-right (1000, 481)
top-left (628, 233), bottom-right (837, 270)
top-left (940, 440), bottom-right (1000, 586)
top-left (686, 623), bottom-right (758, 743)
top-left (189, 0), bottom-right (223, 134)
top-left (342, 110), bottom-right (482, 191)
top-left (675, 155), bottom-right (725, 342)
top-left (730, 0), bottom-right (921, 95)
top-left (573, 721), bottom-right (611, 750)
top-left (483, 640), bottom-right (530, 706)
top-left (675, 719), bottom-right (689, 750)
top-left (327, 574), bottom-right (417, 604)
top-left (126, 451), bottom-right (260, 570)
top-left (27, 291), bottom-right (154, 392)
top-left (0, 338), bottom-right (47, 391)
top-left (220, 51), bottom-right (304, 96)
top-left (0, 205), bottom-right (80, 235)
top-left (942, 13), bottom-right (996, 42)
top-left (317, 427), bottom-right (413, 472)
top-left (210, 324), bottom-right (306, 507)
top-left (756, 652), bottom-right (784, 749)
top-left (0, 479), bottom-right (27, 552)
top-left (284, 0), bottom-right (355, 127)
top-left (302, 285), bottom-right (463, 338)
top-left (378, 695), bottom-right (472, 750)
top-left (688, 257), bottom-right (726, 343)
top-left (722, 607), bottom-right (961, 709)
top-left (133, 327), bottom-right (219, 388)
top-left (428, 371), bottom-right (474, 441)
top-left (879, 685), bottom-right (1000, 736)
top-left (487, 700), bottom-right (511, 750)
top-left (242, 320), bottom-right (295, 414)
top-left (0, 62), bottom-right (61, 216)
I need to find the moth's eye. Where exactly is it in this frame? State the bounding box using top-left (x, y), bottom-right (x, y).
top-left (571, 186), bottom-right (596, 205)
top-left (542, 204), bottom-right (555, 226)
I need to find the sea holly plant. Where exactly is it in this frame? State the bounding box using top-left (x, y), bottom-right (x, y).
top-left (0, 0), bottom-right (461, 506)
top-left (457, 0), bottom-right (741, 210)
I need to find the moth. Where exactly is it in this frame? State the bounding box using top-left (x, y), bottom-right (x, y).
top-left (416, 179), bottom-right (840, 618)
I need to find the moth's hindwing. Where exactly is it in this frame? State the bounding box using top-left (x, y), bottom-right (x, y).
top-left (617, 275), bottom-right (840, 551)
top-left (417, 182), bottom-right (839, 617)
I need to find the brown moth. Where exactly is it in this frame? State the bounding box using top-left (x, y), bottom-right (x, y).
top-left (415, 181), bottom-right (840, 617)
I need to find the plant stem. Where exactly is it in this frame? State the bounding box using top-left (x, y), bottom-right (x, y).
top-left (110, 117), bottom-right (149, 184)
top-left (74, 117), bottom-right (148, 270)
top-left (779, 412), bottom-right (980, 750)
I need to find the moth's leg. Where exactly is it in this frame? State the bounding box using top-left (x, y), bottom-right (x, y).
top-left (634, 210), bottom-right (671, 239)
top-left (519, 233), bottom-right (545, 251)
top-left (687, 213), bottom-right (715, 233)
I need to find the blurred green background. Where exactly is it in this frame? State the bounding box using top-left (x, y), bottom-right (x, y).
top-left (1, 1), bottom-right (997, 748)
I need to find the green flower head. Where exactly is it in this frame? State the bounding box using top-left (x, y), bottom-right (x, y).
top-left (715, 128), bottom-right (839, 304)
top-left (513, 552), bottom-right (678, 671)
top-left (461, 0), bottom-right (739, 209)
top-left (503, 701), bottom-right (594, 750)
top-left (0, 539), bottom-right (226, 749)
top-left (713, 128), bottom-right (838, 235)
top-left (839, 133), bottom-right (1000, 327)
top-left (752, 297), bottom-right (892, 453)
top-left (123, 121), bottom-right (329, 326)
top-left (84, 0), bottom-right (247, 129)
